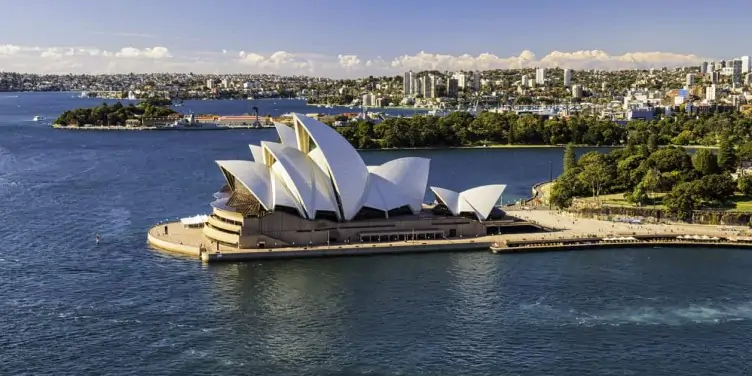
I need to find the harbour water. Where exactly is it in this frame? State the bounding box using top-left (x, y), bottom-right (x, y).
top-left (2, 93), bottom-right (752, 375)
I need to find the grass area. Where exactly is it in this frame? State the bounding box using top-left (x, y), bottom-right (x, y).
top-left (582, 193), bottom-right (752, 212)
top-left (727, 195), bottom-right (752, 212)
top-left (580, 192), bottom-right (666, 209)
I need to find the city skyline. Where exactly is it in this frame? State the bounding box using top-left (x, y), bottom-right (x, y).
top-left (1, 0), bottom-right (750, 77)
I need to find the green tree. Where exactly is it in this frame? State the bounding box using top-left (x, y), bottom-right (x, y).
top-left (550, 171), bottom-right (579, 208)
top-left (576, 152), bottom-right (611, 202)
top-left (664, 182), bottom-right (700, 222)
top-left (739, 174), bottom-right (752, 196)
top-left (738, 142), bottom-right (752, 166)
top-left (647, 133), bottom-right (658, 153)
top-left (626, 182), bottom-right (649, 206)
top-left (563, 143), bottom-right (577, 173)
top-left (692, 148), bottom-right (719, 176)
top-left (717, 134), bottom-right (737, 172)
top-left (696, 174), bottom-right (735, 203)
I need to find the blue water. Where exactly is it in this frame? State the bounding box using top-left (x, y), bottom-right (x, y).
top-left (2, 93), bottom-right (752, 375)
top-left (0, 92), bottom-right (426, 125)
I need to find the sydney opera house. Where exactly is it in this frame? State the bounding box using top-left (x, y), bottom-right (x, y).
top-left (203, 113), bottom-right (508, 249)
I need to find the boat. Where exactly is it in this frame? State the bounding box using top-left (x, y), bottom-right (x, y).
top-left (32, 116), bottom-right (45, 121)
top-left (155, 113), bottom-right (229, 131)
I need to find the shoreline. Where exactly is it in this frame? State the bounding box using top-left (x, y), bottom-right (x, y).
top-left (49, 123), bottom-right (717, 150)
top-left (146, 206), bottom-right (752, 263)
top-left (51, 124), bottom-right (275, 131)
top-left (358, 144), bottom-right (717, 151)
top-left (305, 103), bottom-right (426, 111)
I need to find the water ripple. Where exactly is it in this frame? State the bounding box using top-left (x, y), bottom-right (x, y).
top-left (1, 95), bottom-right (752, 375)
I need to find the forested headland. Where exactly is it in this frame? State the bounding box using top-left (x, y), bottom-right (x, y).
top-left (550, 140), bottom-right (752, 222)
top-left (54, 99), bottom-right (177, 126)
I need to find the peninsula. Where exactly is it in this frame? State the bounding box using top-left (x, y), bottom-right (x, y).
top-left (146, 114), bottom-right (752, 263)
top-left (53, 99), bottom-right (178, 128)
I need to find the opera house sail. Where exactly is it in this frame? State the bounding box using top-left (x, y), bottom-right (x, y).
top-left (203, 113), bottom-right (507, 249)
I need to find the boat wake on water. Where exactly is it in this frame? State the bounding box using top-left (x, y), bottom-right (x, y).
top-left (519, 299), bottom-right (752, 326)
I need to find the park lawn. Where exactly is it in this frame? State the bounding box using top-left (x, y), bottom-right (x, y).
top-left (580, 192), bottom-right (666, 209)
top-left (583, 193), bottom-right (752, 212)
top-left (728, 195), bottom-right (752, 212)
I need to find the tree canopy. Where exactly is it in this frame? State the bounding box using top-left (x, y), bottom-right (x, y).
top-left (337, 110), bottom-right (752, 149)
top-left (551, 144), bottom-right (752, 221)
top-left (54, 101), bottom-right (177, 126)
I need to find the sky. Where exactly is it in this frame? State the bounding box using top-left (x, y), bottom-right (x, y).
top-left (0, 0), bottom-right (749, 77)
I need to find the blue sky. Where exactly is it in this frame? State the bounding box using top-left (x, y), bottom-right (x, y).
top-left (0, 0), bottom-right (749, 75)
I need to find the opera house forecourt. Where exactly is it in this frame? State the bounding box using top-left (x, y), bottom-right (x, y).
top-left (147, 113), bottom-right (514, 262)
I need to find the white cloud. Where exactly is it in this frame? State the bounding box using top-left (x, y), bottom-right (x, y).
top-left (0, 44), bottom-right (22, 55)
top-left (0, 43), bottom-right (711, 76)
top-left (338, 54), bottom-right (361, 68)
top-left (238, 50), bottom-right (314, 73)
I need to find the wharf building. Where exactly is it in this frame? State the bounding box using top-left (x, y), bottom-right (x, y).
top-left (203, 113), bottom-right (508, 249)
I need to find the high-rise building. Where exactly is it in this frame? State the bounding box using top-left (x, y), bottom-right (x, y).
top-left (446, 78), bottom-right (459, 97)
top-left (403, 70), bottom-right (415, 96)
top-left (571, 84), bottom-right (583, 98)
top-left (746, 73), bottom-right (752, 86)
top-left (705, 85), bottom-right (717, 101)
top-left (686, 73), bottom-right (695, 88)
top-left (206, 79), bottom-right (214, 89)
top-left (708, 62), bottom-right (716, 73)
top-left (471, 71), bottom-right (481, 91)
top-left (731, 59), bottom-right (743, 85)
top-left (362, 93), bottom-right (377, 107)
top-left (563, 69), bottom-right (572, 87)
top-left (521, 75), bottom-right (529, 87)
top-left (420, 75), bottom-right (437, 98)
top-left (452, 72), bottom-right (467, 88)
top-left (535, 67), bottom-right (546, 85)
top-left (701, 62), bottom-right (709, 74)
top-left (743, 56), bottom-right (751, 74)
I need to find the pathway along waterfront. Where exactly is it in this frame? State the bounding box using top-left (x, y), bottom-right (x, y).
top-left (147, 207), bottom-right (752, 262)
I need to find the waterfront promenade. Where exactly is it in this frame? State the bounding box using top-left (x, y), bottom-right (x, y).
top-left (506, 209), bottom-right (751, 239)
top-left (147, 222), bottom-right (497, 262)
top-left (147, 207), bottom-right (752, 263)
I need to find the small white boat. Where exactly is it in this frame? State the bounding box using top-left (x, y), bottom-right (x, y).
top-left (32, 116), bottom-right (45, 121)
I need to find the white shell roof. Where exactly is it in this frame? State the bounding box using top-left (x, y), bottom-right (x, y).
top-left (430, 184), bottom-right (507, 221)
top-left (214, 115), bottom-right (504, 222)
top-left (292, 113), bottom-right (369, 220)
top-left (248, 144), bottom-right (263, 162)
top-left (216, 160), bottom-right (274, 210)
top-left (261, 141), bottom-right (340, 220)
top-left (273, 122), bottom-right (298, 148)
top-left (368, 157), bottom-right (430, 213)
